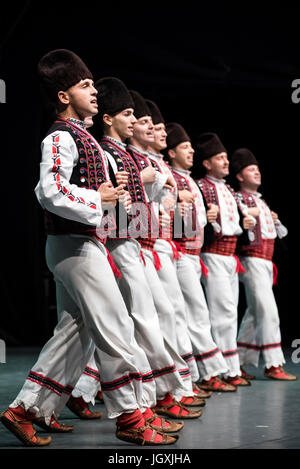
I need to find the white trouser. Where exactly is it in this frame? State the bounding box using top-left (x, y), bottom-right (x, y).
top-left (237, 256), bottom-right (285, 368)
top-left (201, 252), bottom-right (241, 377)
top-left (153, 239), bottom-right (200, 382)
top-left (72, 346), bottom-right (101, 404)
top-left (141, 246), bottom-right (193, 399)
top-left (10, 235), bottom-right (156, 422)
top-left (106, 238), bottom-right (187, 400)
top-left (175, 252), bottom-right (229, 381)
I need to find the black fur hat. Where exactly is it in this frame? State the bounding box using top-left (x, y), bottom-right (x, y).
top-left (145, 99), bottom-right (165, 125)
top-left (95, 77), bottom-right (134, 117)
top-left (166, 122), bottom-right (191, 150)
top-left (37, 49), bottom-right (93, 105)
top-left (230, 148), bottom-right (259, 175)
top-left (129, 90), bottom-right (151, 119)
top-left (195, 132), bottom-right (227, 160)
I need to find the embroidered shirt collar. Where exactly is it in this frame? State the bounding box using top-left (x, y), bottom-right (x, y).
top-left (244, 189), bottom-right (262, 198)
top-left (66, 117), bottom-right (86, 130)
top-left (103, 135), bottom-right (127, 150)
top-left (127, 144), bottom-right (149, 157)
top-left (148, 151), bottom-right (164, 160)
top-left (172, 167), bottom-right (191, 177)
top-left (206, 175), bottom-right (226, 184)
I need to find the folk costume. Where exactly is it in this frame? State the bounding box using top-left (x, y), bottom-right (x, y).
top-left (231, 148), bottom-right (294, 379)
top-left (1, 51), bottom-right (162, 446)
top-left (166, 123), bottom-right (229, 384)
top-left (195, 132), bottom-right (248, 380)
top-left (96, 80), bottom-right (196, 408)
top-left (143, 104), bottom-right (200, 385)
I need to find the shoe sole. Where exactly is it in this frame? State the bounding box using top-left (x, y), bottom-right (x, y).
top-left (265, 375), bottom-right (298, 381)
top-left (154, 409), bottom-right (203, 419)
top-left (33, 420), bottom-right (74, 433)
top-left (116, 432), bottom-right (178, 445)
top-left (199, 387), bottom-right (237, 392)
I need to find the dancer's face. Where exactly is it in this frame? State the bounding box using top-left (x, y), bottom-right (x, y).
top-left (152, 123), bottom-right (167, 152)
top-left (58, 79), bottom-right (98, 120)
top-left (132, 115), bottom-right (155, 146)
top-left (237, 164), bottom-right (261, 190)
top-left (203, 152), bottom-right (229, 179)
top-left (169, 141), bottom-right (194, 170)
top-left (110, 108), bottom-right (137, 140)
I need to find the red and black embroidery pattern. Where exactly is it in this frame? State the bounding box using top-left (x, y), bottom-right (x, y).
top-left (45, 118), bottom-right (116, 237)
top-left (101, 138), bottom-right (158, 239)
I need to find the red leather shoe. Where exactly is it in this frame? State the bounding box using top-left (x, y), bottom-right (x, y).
top-left (33, 416), bottom-right (74, 433)
top-left (116, 422), bottom-right (178, 445)
top-left (224, 375), bottom-right (251, 386)
top-left (66, 396), bottom-right (102, 419)
top-left (264, 366), bottom-right (297, 381)
top-left (240, 367), bottom-right (256, 380)
top-left (199, 376), bottom-right (237, 392)
top-left (180, 395), bottom-right (206, 407)
top-left (0, 407), bottom-right (51, 446)
top-left (193, 382), bottom-right (212, 398)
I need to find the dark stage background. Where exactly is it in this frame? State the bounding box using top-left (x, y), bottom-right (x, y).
top-left (0, 3), bottom-right (298, 347)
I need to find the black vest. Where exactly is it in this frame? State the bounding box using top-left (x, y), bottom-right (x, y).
top-left (101, 138), bottom-right (159, 239)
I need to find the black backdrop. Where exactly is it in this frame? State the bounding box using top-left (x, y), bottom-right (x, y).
top-left (0, 3), bottom-right (298, 346)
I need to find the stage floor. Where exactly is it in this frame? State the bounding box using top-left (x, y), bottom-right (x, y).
top-left (0, 347), bottom-right (299, 451)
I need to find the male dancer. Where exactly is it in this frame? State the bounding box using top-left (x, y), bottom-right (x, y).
top-left (0, 50), bottom-right (177, 447)
top-left (195, 132), bottom-right (255, 388)
top-left (231, 148), bottom-right (296, 381)
top-left (96, 77), bottom-right (201, 423)
top-left (144, 101), bottom-right (202, 389)
top-left (165, 123), bottom-right (235, 392)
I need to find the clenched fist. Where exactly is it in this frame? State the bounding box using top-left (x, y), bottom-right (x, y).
top-left (206, 203), bottom-right (219, 223)
top-left (141, 166), bottom-right (157, 184)
top-left (178, 189), bottom-right (195, 204)
top-left (98, 182), bottom-right (119, 210)
top-left (242, 215), bottom-right (256, 230)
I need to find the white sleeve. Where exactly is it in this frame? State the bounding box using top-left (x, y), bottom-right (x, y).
top-left (275, 220), bottom-right (288, 238)
top-left (145, 172), bottom-right (168, 202)
top-left (34, 131), bottom-right (103, 227)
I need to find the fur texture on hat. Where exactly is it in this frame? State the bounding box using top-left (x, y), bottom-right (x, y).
top-left (145, 99), bottom-right (165, 125)
top-left (129, 90), bottom-right (151, 119)
top-left (95, 77), bottom-right (134, 117)
top-left (38, 49), bottom-right (93, 105)
top-left (195, 132), bottom-right (227, 160)
top-left (230, 148), bottom-right (259, 175)
top-left (166, 122), bottom-right (191, 150)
